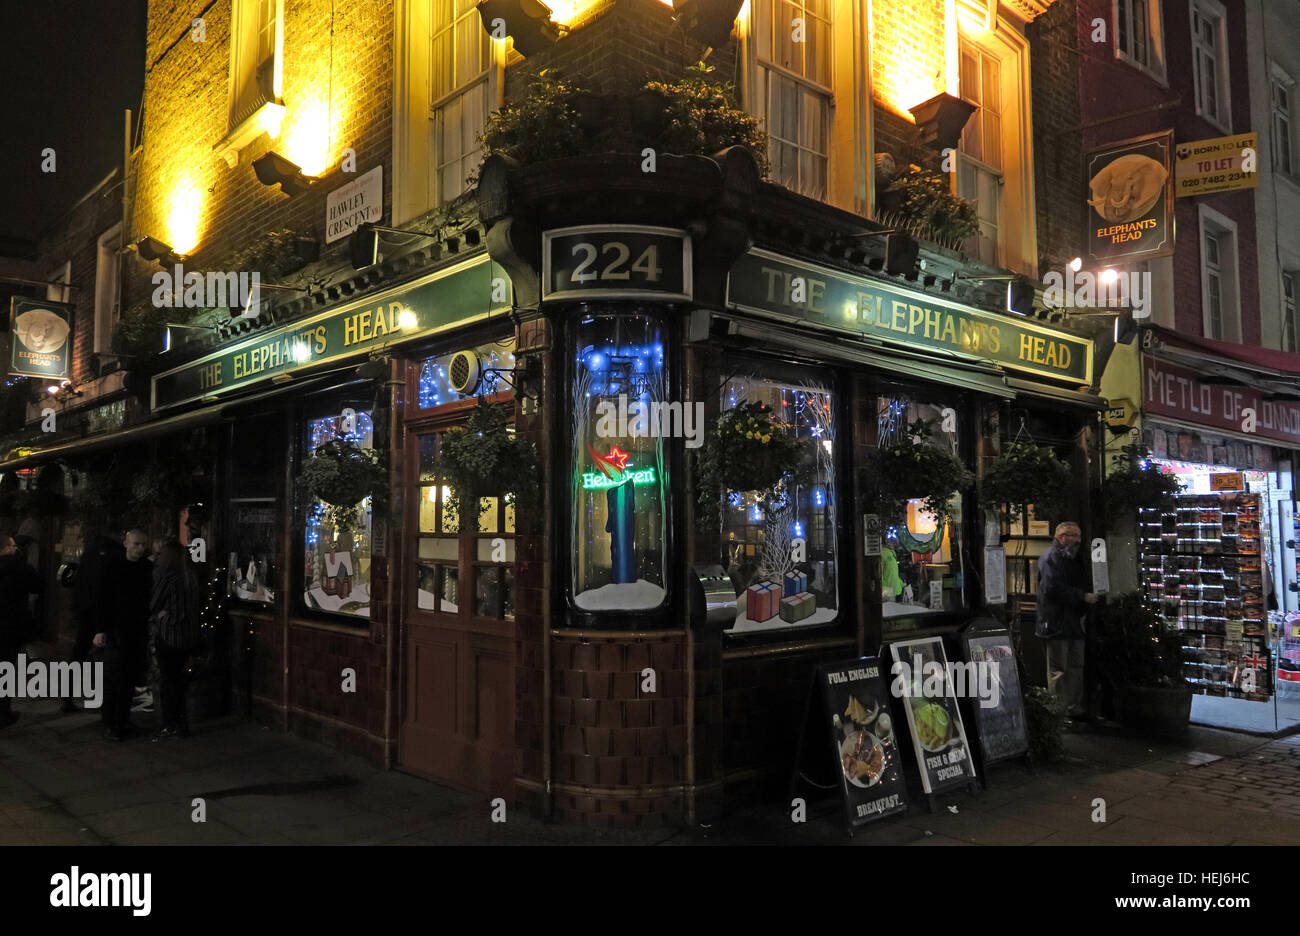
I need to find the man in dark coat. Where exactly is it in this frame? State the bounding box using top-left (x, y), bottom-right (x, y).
top-left (1036, 521), bottom-right (1096, 721)
top-left (93, 529), bottom-right (153, 740)
top-left (60, 533), bottom-right (120, 713)
top-left (0, 534), bottom-right (43, 728)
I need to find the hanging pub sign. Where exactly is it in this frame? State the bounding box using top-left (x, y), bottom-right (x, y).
top-left (792, 657), bottom-right (909, 831)
top-left (727, 250), bottom-right (1093, 384)
top-left (888, 637), bottom-right (977, 797)
top-left (1174, 133), bottom-right (1259, 198)
top-left (1085, 130), bottom-right (1175, 264)
top-left (8, 297), bottom-right (73, 379)
top-left (961, 632), bottom-right (1028, 765)
top-left (542, 225), bottom-right (692, 301)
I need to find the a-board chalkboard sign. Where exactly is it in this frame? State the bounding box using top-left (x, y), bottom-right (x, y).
top-left (792, 658), bottom-right (909, 832)
top-left (962, 632), bottom-right (1029, 764)
top-left (889, 637), bottom-right (977, 795)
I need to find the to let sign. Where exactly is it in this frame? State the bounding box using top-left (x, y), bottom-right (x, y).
top-left (325, 166), bottom-right (383, 244)
top-left (542, 226), bottom-right (692, 301)
top-left (1174, 134), bottom-right (1259, 198)
top-left (1143, 356), bottom-right (1300, 446)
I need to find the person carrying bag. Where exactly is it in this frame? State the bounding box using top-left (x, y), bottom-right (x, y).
top-left (149, 540), bottom-right (202, 740)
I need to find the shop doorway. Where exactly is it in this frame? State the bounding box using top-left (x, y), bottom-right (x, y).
top-left (399, 413), bottom-right (516, 794)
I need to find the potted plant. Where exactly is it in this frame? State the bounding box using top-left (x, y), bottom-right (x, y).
top-left (1022, 685), bottom-right (1067, 762)
top-left (427, 398), bottom-right (540, 530)
top-left (697, 402), bottom-right (814, 513)
top-left (878, 164), bottom-right (979, 245)
top-left (1098, 440), bottom-right (1182, 532)
top-left (860, 417), bottom-right (972, 528)
top-left (300, 438), bottom-right (388, 535)
top-left (1094, 593), bottom-right (1192, 737)
top-left (980, 440), bottom-right (1072, 525)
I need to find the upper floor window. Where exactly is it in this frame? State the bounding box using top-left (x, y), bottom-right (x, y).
top-left (432, 0), bottom-right (491, 203)
top-left (229, 0), bottom-right (282, 130)
top-left (1283, 272), bottom-right (1297, 353)
top-left (93, 224), bottom-right (121, 356)
top-left (1199, 205), bottom-right (1240, 342)
top-left (958, 40), bottom-right (1002, 266)
top-left (1273, 71), bottom-right (1295, 176)
top-left (753, 0), bottom-right (832, 200)
top-left (1191, 0), bottom-right (1230, 132)
top-left (1113, 0), bottom-right (1166, 82)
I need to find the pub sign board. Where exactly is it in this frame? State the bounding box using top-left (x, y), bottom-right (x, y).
top-left (542, 225), bottom-right (692, 301)
top-left (889, 637), bottom-right (977, 795)
top-left (1085, 130), bottom-right (1175, 264)
top-left (9, 297), bottom-right (73, 379)
top-left (961, 632), bottom-right (1028, 765)
top-left (816, 658), bottom-right (909, 829)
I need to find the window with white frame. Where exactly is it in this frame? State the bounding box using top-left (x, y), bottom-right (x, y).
top-left (431, 0), bottom-right (491, 204)
top-left (753, 0), bottom-right (832, 200)
top-left (1273, 72), bottom-right (1294, 176)
top-left (93, 224), bottom-right (121, 356)
top-left (229, 0), bottom-right (281, 130)
top-left (958, 39), bottom-right (1002, 266)
top-left (1283, 272), bottom-right (1298, 353)
top-left (1191, 0), bottom-right (1230, 131)
top-left (1113, 0), bottom-right (1166, 81)
top-left (1199, 206), bottom-right (1240, 342)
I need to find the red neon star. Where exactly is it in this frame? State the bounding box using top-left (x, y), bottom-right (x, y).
top-left (606, 446), bottom-right (630, 471)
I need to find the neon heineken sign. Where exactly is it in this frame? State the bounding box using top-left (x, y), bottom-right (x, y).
top-left (582, 445), bottom-right (657, 489)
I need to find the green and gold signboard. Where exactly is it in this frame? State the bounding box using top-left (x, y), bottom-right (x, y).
top-left (726, 250), bottom-right (1093, 384)
top-left (152, 255), bottom-right (511, 410)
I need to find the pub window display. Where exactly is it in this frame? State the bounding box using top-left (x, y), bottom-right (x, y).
top-left (302, 410), bottom-right (374, 618)
top-left (227, 416), bottom-right (279, 605)
top-left (878, 398), bottom-right (968, 619)
top-left (571, 313), bottom-right (667, 612)
top-left (720, 373), bottom-right (839, 633)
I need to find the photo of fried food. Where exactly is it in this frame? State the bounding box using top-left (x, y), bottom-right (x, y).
top-left (1088, 153), bottom-right (1167, 223)
top-left (840, 730), bottom-right (886, 787)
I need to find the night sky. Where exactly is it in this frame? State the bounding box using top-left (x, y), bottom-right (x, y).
top-left (0, 0), bottom-right (147, 247)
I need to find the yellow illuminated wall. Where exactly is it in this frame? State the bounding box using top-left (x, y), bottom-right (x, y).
top-left (871, 0), bottom-right (953, 121)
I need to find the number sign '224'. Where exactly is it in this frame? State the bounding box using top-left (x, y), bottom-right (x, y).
top-left (542, 226), bottom-right (693, 301)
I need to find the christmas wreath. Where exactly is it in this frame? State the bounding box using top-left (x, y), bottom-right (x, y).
top-left (697, 401), bottom-right (815, 508)
top-left (979, 440), bottom-right (1072, 524)
top-left (300, 438), bottom-right (387, 535)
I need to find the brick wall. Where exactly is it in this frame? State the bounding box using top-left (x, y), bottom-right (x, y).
top-left (1027, 0), bottom-right (1082, 272)
top-left (871, 0), bottom-right (948, 173)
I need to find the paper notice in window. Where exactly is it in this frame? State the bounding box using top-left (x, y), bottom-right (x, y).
top-left (929, 580), bottom-right (944, 611)
top-left (984, 547), bottom-right (1006, 605)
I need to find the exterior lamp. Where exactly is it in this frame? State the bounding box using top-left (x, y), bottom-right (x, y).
top-left (884, 232), bottom-right (919, 277)
top-left (672, 0), bottom-right (746, 49)
top-left (908, 93), bottom-right (977, 151)
top-left (252, 151), bottom-right (317, 196)
top-left (135, 236), bottom-right (184, 266)
top-left (1007, 278), bottom-right (1036, 317)
top-left (476, 0), bottom-right (561, 56)
top-left (1069, 257), bottom-right (1083, 272)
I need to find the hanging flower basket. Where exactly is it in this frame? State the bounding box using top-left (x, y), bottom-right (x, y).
top-left (860, 418), bottom-right (972, 527)
top-left (697, 402), bottom-right (814, 507)
top-left (1098, 441), bottom-right (1182, 532)
top-left (300, 438), bottom-right (387, 535)
top-left (427, 398), bottom-right (540, 528)
top-left (979, 440), bottom-right (1072, 524)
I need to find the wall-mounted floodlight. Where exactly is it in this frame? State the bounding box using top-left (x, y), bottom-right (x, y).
top-left (672, 0), bottom-right (746, 49)
top-left (476, 0), bottom-right (560, 56)
top-left (252, 151), bottom-right (317, 196)
top-left (135, 236), bottom-right (184, 266)
top-left (908, 93), bottom-right (977, 151)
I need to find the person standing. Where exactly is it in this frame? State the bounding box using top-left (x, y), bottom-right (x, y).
top-left (93, 529), bottom-right (153, 741)
top-left (0, 534), bottom-right (42, 728)
top-left (1036, 521), bottom-right (1097, 724)
top-left (149, 540), bottom-right (201, 740)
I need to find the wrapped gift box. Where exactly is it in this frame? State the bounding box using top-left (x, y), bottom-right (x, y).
top-left (746, 581), bottom-right (781, 622)
top-left (783, 570), bottom-right (807, 596)
top-left (779, 591), bottom-right (816, 623)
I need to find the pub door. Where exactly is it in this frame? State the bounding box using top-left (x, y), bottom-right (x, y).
top-left (399, 416), bottom-right (516, 794)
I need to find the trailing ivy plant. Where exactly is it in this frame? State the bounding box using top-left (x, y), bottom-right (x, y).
top-left (225, 228), bottom-right (317, 279)
top-left (860, 418), bottom-right (973, 527)
top-left (697, 402), bottom-right (815, 516)
top-left (300, 438), bottom-right (388, 535)
top-left (1098, 441), bottom-right (1182, 532)
top-left (426, 398), bottom-right (540, 530)
top-left (980, 440), bottom-right (1072, 524)
top-left (880, 164), bottom-right (979, 244)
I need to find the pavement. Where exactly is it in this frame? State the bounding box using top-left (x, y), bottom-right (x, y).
top-left (2, 695), bottom-right (1299, 845)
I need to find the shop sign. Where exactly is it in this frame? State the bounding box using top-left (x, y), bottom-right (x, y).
top-left (1210, 472), bottom-right (1244, 492)
top-left (961, 633), bottom-right (1027, 765)
top-left (152, 255), bottom-right (512, 411)
top-left (542, 225), bottom-right (691, 301)
top-left (1174, 133), bottom-right (1259, 198)
top-left (325, 166), bottom-right (383, 244)
top-left (796, 658), bottom-right (909, 831)
top-left (8, 297), bottom-right (73, 379)
top-left (1084, 131), bottom-right (1175, 264)
top-left (1106, 397), bottom-right (1137, 428)
top-left (888, 637), bottom-right (977, 796)
top-left (727, 250), bottom-right (1093, 384)
top-left (1143, 357), bottom-right (1300, 446)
